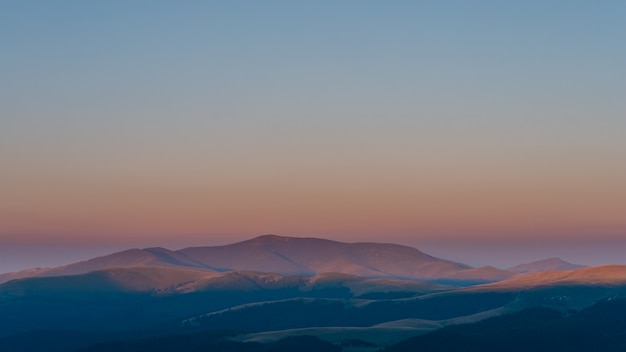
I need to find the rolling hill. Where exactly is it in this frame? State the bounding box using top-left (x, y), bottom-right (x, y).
top-left (383, 298), bottom-right (626, 352)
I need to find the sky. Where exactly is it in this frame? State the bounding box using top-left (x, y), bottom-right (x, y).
top-left (1, 1), bottom-right (625, 272)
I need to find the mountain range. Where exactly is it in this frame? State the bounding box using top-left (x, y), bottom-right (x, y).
top-left (0, 235), bottom-right (517, 284)
top-left (0, 235), bottom-right (624, 352)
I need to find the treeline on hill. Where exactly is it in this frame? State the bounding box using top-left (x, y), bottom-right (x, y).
top-left (384, 298), bottom-right (626, 352)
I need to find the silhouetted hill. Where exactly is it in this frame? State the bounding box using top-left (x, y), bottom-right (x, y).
top-left (384, 298), bottom-right (626, 352)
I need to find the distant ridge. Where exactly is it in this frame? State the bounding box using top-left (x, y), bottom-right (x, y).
top-left (507, 258), bottom-right (586, 274)
top-left (178, 235), bottom-right (501, 281)
top-left (0, 235), bottom-right (514, 284)
top-left (0, 247), bottom-right (219, 284)
top-left (479, 265), bottom-right (626, 289)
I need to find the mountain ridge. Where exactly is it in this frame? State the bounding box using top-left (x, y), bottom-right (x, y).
top-left (0, 235), bottom-right (514, 284)
top-left (507, 258), bottom-right (586, 273)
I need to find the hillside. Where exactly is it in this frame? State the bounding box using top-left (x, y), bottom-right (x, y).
top-left (384, 298), bottom-right (626, 352)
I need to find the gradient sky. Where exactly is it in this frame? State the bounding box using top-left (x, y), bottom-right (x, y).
top-left (1, 1), bottom-right (625, 271)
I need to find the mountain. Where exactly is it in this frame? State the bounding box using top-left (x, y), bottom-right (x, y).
top-left (1, 236), bottom-right (624, 352)
top-left (0, 247), bottom-right (217, 284)
top-left (178, 235), bottom-right (513, 281)
top-left (508, 258), bottom-right (586, 273)
top-left (0, 266), bottom-right (218, 295)
top-left (0, 235), bottom-right (515, 284)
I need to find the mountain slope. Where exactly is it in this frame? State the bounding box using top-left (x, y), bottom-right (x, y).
top-left (384, 298), bottom-right (626, 352)
top-left (0, 266), bottom-right (218, 295)
top-left (0, 267), bottom-right (450, 338)
top-left (508, 258), bottom-right (586, 273)
top-left (0, 248), bottom-right (217, 284)
top-left (40, 247), bottom-right (219, 276)
top-left (479, 265), bottom-right (626, 289)
top-left (178, 269), bottom-right (626, 335)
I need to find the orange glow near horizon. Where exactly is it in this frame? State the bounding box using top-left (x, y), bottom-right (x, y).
top-left (1, 1), bottom-right (625, 251)
top-left (2, 154), bottom-right (624, 245)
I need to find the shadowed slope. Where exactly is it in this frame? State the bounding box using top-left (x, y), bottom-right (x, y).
top-left (384, 298), bottom-right (626, 352)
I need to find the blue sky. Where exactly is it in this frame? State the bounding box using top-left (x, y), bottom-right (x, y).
top-left (1, 1), bottom-right (625, 271)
